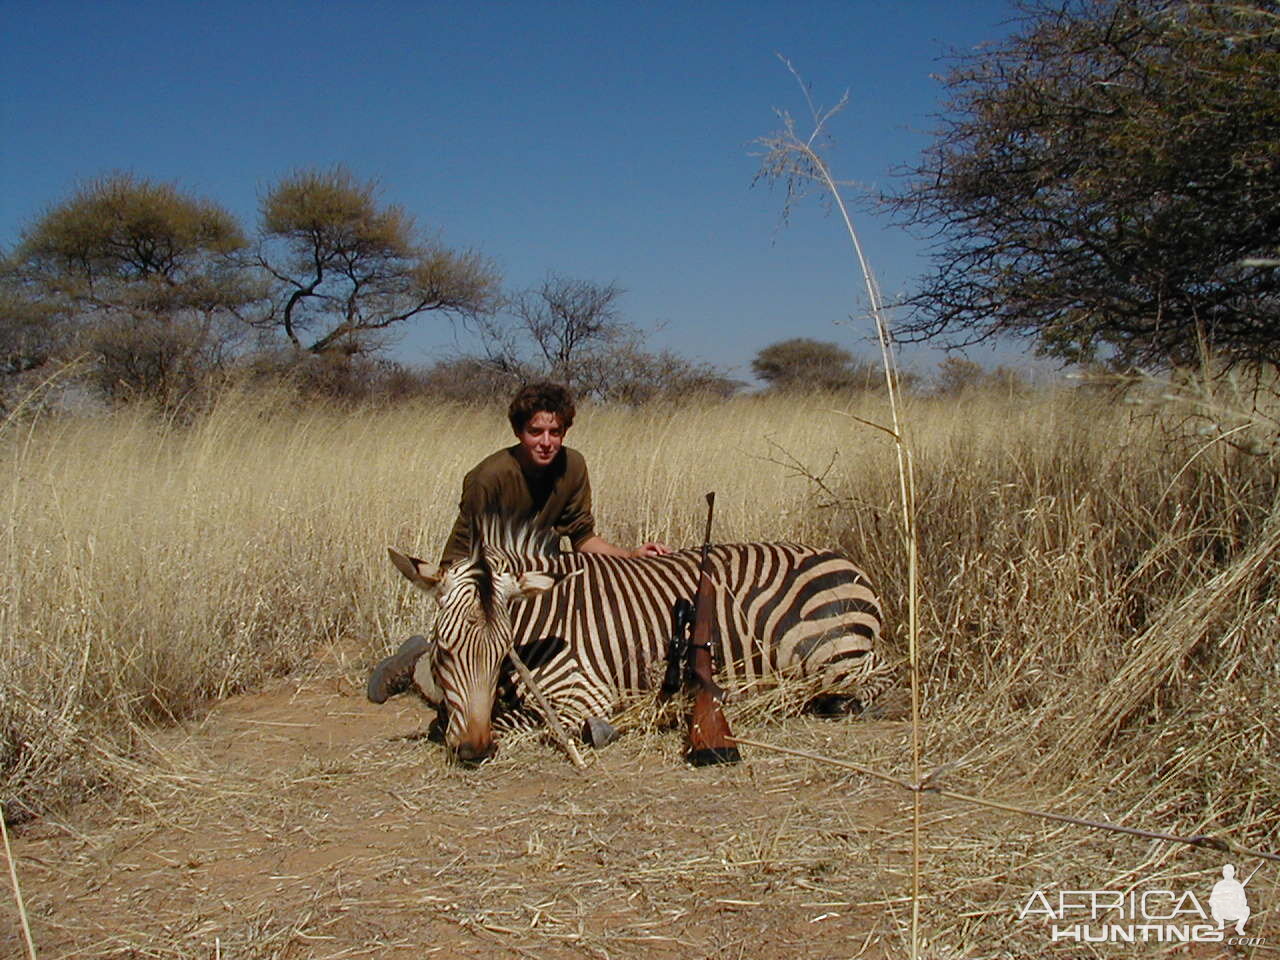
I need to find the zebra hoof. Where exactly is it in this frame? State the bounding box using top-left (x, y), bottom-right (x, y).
top-left (582, 717), bottom-right (620, 749)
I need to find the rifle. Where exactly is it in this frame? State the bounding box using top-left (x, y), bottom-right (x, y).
top-left (675, 492), bottom-right (741, 766)
top-left (659, 597), bottom-right (693, 700)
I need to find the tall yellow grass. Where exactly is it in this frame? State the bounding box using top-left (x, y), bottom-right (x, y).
top-left (2, 385), bottom-right (1277, 846)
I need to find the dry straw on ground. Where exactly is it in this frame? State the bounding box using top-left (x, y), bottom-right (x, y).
top-left (3, 380), bottom-right (1279, 956)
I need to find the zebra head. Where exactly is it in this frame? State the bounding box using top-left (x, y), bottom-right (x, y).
top-left (387, 517), bottom-right (561, 761)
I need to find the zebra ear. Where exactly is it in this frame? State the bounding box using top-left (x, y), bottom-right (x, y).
top-left (388, 548), bottom-right (442, 593)
top-left (513, 570), bottom-right (557, 601)
top-left (511, 567), bottom-right (581, 602)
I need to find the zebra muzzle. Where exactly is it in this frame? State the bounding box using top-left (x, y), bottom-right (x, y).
top-left (452, 733), bottom-right (497, 763)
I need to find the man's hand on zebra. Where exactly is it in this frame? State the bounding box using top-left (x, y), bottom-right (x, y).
top-left (632, 542), bottom-right (671, 558)
top-left (578, 535), bottom-right (672, 558)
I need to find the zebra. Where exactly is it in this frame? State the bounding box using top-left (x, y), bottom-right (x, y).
top-left (388, 516), bottom-right (891, 761)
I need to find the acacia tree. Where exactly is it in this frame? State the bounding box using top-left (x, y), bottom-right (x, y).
top-left (256, 168), bottom-right (500, 355)
top-left (503, 274), bottom-right (630, 386)
top-left (932, 355), bottom-right (1030, 396)
top-left (467, 273), bottom-right (739, 402)
top-left (579, 343), bottom-right (741, 404)
top-left (751, 337), bottom-right (881, 392)
top-left (892, 0), bottom-right (1280, 370)
top-left (475, 273), bottom-right (630, 391)
top-left (13, 173), bottom-right (254, 404)
top-left (0, 256), bottom-right (63, 377)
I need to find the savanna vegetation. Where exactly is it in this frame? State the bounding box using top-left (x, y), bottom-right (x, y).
top-left (0, 170), bottom-right (739, 414)
top-left (6, 4), bottom-right (1277, 413)
top-left (1, 376), bottom-right (1277, 955)
top-left (890, 0), bottom-right (1280, 370)
top-left (3, 379), bottom-right (1275, 823)
top-left (3, 1), bottom-right (1278, 954)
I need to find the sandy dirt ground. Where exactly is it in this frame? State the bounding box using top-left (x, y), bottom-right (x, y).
top-left (2, 667), bottom-right (1270, 959)
top-left (1, 667), bottom-right (929, 960)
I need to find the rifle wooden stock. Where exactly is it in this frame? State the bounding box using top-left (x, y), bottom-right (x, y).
top-left (684, 492), bottom-right (741, 767)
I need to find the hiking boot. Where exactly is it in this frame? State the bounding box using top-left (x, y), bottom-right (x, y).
top-left (582, 716), bottom-right (620, 748)
top-left (367, 635), bottom-right (432, 704)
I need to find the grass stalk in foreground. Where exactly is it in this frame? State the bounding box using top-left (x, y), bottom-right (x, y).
top-left (754, 57), bottom-right (923, 959)
top-left (1, 803), bottom-right (38, 960)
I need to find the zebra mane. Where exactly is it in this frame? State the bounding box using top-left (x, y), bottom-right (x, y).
top-left (471, 512), bottom-right (561, 566)
top-left (438, 516), bottom-right (560, 618)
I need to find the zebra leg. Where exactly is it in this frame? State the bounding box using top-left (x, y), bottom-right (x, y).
top-left (799, 638), bottom-right (895, 718)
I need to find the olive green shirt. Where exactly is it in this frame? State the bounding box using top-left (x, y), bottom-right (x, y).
top-left (440, 445), bottom-right (596, 566)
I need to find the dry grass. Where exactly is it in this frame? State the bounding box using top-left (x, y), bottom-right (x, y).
top-left (3, 381), bottom-right (1279, 956)
top-left (0, 387), bottom-right (900, 818)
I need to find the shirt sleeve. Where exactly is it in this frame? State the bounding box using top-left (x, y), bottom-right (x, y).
top-left (439, 467), bottom-right (483, 567)
top-left (558, 457), bottom-right (596, 549)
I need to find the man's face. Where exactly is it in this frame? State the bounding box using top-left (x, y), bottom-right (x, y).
top-left (516, 410), bottom-right (565, 470)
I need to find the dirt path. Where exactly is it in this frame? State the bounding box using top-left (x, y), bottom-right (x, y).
top-left (3, 667), bottom-right (926, 959)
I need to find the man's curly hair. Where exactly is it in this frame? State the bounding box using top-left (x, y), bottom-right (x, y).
top-left (507, 382), bottom-right (576, 434)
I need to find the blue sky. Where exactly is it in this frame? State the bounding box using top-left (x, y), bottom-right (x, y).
top-left (1, 0), bottom-right (1030, 382)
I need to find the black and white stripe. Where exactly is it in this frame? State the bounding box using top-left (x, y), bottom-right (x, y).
top-left (459, 518), bottom-right (891, 735)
